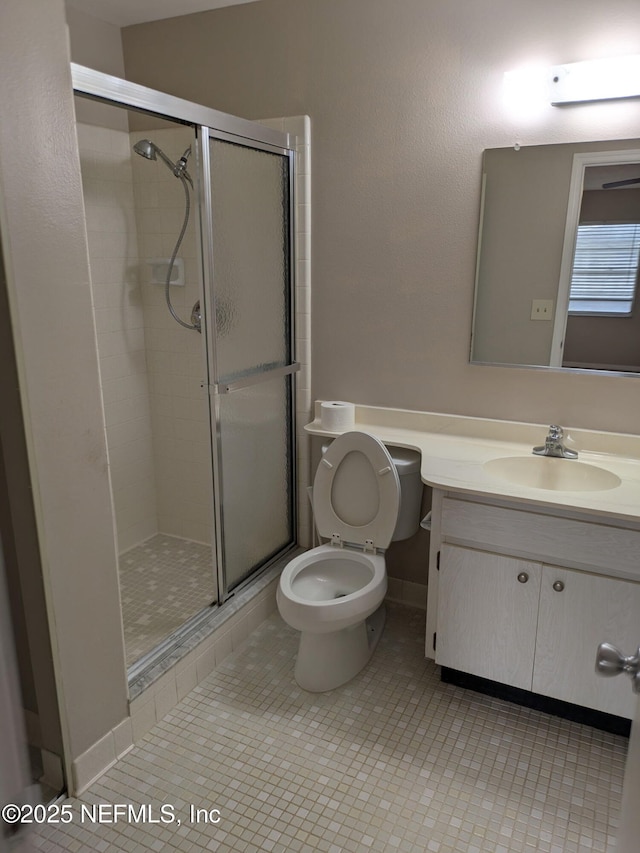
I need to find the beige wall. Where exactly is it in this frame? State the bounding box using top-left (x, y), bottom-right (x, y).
top-left (564, 312), bottom-right (640, 370)
top-left (66, 3), bottom-right (128, 130)
top-left (122, 0), bottom-right (640, 434)
top-left (0, 0), bottom-right (128, 779)
top-left (0, 242), bottom-right (63, 762)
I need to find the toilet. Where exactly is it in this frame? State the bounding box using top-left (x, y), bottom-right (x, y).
top-left (277, 431), bottom-right (422, 692)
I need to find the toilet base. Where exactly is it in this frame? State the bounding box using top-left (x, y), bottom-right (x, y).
top-left (294, 604), bottom-right (386, 692)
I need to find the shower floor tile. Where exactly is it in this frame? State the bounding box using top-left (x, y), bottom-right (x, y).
top-left (118, 534), bottom-right (214, 667)
top-left (33, 604), bottom-right (626, 852)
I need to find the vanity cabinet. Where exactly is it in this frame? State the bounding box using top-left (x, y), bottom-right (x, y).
top-left (427, 493), bottom-right (640, 720)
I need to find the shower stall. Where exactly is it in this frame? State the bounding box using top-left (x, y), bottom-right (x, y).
top-left (72, 65), bottom-right (305, 676)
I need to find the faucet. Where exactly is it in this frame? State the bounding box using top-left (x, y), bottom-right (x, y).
top-left (532, 425), bottom-right (578, 459)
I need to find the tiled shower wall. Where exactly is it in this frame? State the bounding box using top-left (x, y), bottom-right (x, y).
top-left (78, 121), bottom-right (211, 551)
top-left (77, 123), bottom-right (157, 552)
top-left (130, 127), bottom-right (213, 546)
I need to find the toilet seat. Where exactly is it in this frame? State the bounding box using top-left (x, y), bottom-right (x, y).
top-left (313, 431), bottom-right (400, 552)
top-left (277, 544), bottom-right (386, 633)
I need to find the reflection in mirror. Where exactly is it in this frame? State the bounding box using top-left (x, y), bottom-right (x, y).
top-left (471, 138), bottom-right (640, 374)
top-left (560, 160), bottom-right (640, 372)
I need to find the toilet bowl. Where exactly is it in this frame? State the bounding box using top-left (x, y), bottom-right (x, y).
top-left (277, 431), bottom-right (402, 692)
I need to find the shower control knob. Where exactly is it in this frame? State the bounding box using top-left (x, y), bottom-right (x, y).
top-left (190, 300), bottom-right (202, 333)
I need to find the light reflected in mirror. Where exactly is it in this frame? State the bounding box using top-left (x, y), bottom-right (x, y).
top-left (471, 138), bottom-right (640, 374)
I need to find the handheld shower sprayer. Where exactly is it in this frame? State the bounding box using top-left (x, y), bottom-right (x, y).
top-left (133, 138), bottom-right (199, 332)
top-left (133, 139), bottom-right (193, 186)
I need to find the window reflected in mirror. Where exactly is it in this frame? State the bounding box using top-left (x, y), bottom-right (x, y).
top-left (562, 164), bottom-right (640, 372)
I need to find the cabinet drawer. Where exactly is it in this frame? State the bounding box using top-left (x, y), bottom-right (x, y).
top-left (441, 498), bottom-right (640, 581)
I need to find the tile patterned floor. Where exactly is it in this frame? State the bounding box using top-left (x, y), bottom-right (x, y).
top-left (33, 604), bottom-right (626, 852)
top-left (119, 534), bottom-right (214, 666)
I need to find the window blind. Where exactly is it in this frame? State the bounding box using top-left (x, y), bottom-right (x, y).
top-left (569, 222), bottom-right (640, 315)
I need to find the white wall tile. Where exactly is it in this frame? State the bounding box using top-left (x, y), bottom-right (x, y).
top-left (214, 631), bottom-right (232, 665)
top-left (130, 699), bottom-right (157, 742)
top-left (77, 123), bottom-right (158, 555)
top-left (231, 615), bottom-right (249, 651)
top-left (132, 124), bottom-right (213, 545)
top-left (176, 663), bottom-right (198, 701)
top-left (195, 644), bottom-right (217, 682)
top-left (154, 678), bottom-right (178, 721)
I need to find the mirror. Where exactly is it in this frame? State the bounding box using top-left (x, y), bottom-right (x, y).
top-left (471, 138), bottom-right (640, 374)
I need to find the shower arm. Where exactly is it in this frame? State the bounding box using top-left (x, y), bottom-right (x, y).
top-left (154, 145), bottom-right (179, 173)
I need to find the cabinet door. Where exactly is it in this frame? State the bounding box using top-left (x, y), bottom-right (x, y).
top-left (533, 566), bottom-right (640, 719)
top-left (436, 545), bottom-right (542, 690)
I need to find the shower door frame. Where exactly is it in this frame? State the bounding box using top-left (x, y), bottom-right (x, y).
top-left (199, 128), bottom-right (299, 602)
top-left (71, 64), bottom-right (299, 622)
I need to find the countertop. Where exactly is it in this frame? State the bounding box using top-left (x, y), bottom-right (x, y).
top-left (305, 403), bottom-right (640, 525)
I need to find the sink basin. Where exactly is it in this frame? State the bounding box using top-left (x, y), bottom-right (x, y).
top-left (483, 455), bottom-right (621, 492)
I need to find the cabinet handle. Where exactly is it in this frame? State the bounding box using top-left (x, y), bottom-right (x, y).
top-left (552, 580), bottom-right (565, 592)
top-left (517, 572), bottom-right (529, 584)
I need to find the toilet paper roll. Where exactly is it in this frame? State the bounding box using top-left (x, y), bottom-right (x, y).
top-left (320, 401), bottom-right (355, 432)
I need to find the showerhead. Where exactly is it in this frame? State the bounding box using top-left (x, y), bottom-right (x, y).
top-left (133, 139), bottom-right (157, 160)
top-left (133, 138), bottom-right (193, 186)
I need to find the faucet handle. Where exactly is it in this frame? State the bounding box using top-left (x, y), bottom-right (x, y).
top-left (533, 424), bottom-right (577, 458)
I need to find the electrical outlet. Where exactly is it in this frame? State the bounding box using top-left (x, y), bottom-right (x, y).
top-left (531, 299), bottom-right (553, 320)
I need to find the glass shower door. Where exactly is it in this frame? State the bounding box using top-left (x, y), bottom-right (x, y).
top-left (202, 132), bottom-right (297, 596)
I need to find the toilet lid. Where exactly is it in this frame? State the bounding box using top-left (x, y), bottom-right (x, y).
top-left (313, 431), bottom-right (401, 550)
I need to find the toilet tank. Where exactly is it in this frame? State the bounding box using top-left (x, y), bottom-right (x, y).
top-left (387, 446), bottom-right (423, 540)
top-left (321, 442), bottom-right (423, 541)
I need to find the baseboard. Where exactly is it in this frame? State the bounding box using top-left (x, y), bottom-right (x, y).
top-left (385, 579), bottom-right (427, 610)
top-left (71, 717), bottom-right (134, 795)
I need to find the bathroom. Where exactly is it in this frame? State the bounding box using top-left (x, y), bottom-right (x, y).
top-left (1, 0), bottom-right (640, 850)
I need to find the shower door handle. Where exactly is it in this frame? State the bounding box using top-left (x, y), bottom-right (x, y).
top-left (210, 362), bottom-right (300, 395)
